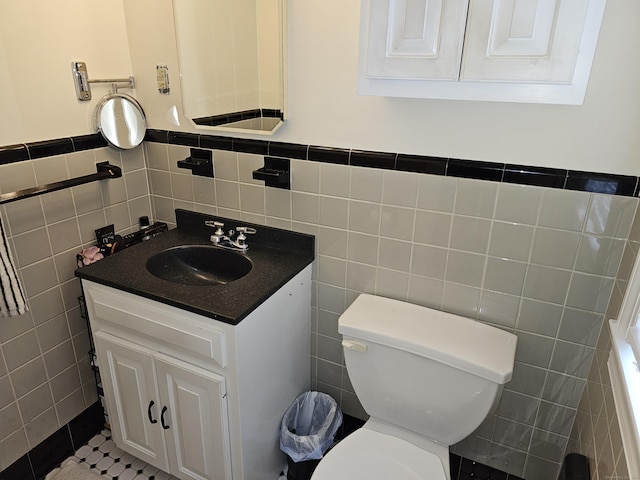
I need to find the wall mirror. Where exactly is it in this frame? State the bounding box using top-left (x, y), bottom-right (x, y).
top-left (172, 0), bottom-right (286, 135)
top-left (95, 92), bottom-right (146, 150)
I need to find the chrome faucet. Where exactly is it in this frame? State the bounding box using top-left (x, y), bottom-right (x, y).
top-left (205, 221), bottom-right (256, 251)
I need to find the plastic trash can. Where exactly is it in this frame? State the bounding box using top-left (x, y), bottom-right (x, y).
top-left (280, 391), bottom-right (343, 480)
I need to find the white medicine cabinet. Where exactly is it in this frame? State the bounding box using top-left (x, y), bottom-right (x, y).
top-left (358, 0), bottom-right (607, 104)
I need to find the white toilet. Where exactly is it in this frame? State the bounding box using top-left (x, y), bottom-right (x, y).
top-left (311, 294), bottom-right (517, 480)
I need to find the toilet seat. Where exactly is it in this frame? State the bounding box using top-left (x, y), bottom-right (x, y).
top-left (310, 428), bottom-right (447, 480)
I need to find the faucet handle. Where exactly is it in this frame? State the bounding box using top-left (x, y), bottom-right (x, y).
top-left (205, 220), bottom-right (225, 236)
top-left (235, 227), bottom-right (256, 250)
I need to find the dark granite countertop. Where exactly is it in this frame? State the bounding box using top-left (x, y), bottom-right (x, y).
top-left (75, 209), bottom-right (315, 325)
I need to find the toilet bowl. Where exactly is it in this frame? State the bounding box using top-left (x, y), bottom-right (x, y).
top-left (312, 424), bottom-right (447, 480)
top-left (310, 294), bottom-right (517, 480)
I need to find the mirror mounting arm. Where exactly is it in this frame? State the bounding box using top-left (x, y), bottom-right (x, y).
top-left (72, 61), bottom-right (135, 101)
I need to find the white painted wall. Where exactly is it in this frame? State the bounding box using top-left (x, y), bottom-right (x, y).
top-left (0, 0), bottom-right (132, 145)
top-left (124, 0), bottom-right (640, 175)
top-left (0, 0), bottom-right (639, 174)
top-left (282, 0), bottom-right (640, 175)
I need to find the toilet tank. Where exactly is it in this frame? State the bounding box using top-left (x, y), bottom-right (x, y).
top-left (339, 295), bottom-right (517, 446)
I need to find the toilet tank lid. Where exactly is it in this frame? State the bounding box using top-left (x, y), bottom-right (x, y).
top-left (338, 295), bottom-right (517, 384)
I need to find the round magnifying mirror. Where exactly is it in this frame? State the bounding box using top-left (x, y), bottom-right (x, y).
top-left (95, 92), bottom-right (146, 150)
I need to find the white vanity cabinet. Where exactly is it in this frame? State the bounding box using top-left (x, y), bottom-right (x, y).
top-left (82, 266), bottom-right (312, 480)
top-left (94, 331), bottom-right (231, 480)
top-left (358, 0), bottom-right (607, 104)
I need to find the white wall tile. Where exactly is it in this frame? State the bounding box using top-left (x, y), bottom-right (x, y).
top-left (348, 201), bottom-right (381, 235)
top-left (350, 167), bottom-right (383, 202)
top-left (410, 244), bottom-right (447, 280)
top-left (382, 170), bottom-right (418, 207)
top-left (291, 159), bottom-right (320, 194)
top-left (414, 210), bottom-right (451, 247)
top-left (450, 216), bottom-right (492, 253)
top-left (538, 189), bottom-right (589, 232)
top-left (377, 238), bottom-right (411, 272)
top-left (484, 258), bottom-right (527, 296)
top-left (488, 221), bottom-right (534, 262)
top-left (523, 265), bottom-right (572, 305)
top-left (379, 205), bottom-right (415, 241)
top-left (446, 250), bottom-right (486, 287)
top-left (454, 178), bottom-right (497, 218)
top-left (530, 228), bottom-right (580, 269)
top-left (417, 175), bottom-right (456, 212)
top-left (319, 196), bottom-right (348, 228)
top-left (320, 163), bottom-right (350, 198)
top-left (585, 194), bottom-right (637, 238)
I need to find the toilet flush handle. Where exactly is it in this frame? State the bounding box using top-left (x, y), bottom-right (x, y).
top-left (342, 339), bottom-right (368, 353)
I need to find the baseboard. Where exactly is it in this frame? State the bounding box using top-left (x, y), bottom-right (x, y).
top-left (0, 402), bottom-right (104, 480)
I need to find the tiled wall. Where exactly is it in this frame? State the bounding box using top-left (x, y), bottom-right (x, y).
top-left (568, 208), bottom-right (640, 479)
top-left (0, 144), bottom-right (152, 471)
top-left (144, 140), bottom-right (638, 480)
top-left (2, 133), bottom-right (636, 479)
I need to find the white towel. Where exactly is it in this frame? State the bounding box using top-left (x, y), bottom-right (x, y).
top-left (45, 459), bottom-right (104, 480)
top-left (0, 214), bottom-right (28, 317)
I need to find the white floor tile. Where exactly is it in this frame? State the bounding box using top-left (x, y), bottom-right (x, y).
top-left (51, 428), bottom-right (284, 480)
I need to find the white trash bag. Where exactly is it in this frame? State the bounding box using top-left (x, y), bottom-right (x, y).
top-left (280, 391), bottom-right (343, 462)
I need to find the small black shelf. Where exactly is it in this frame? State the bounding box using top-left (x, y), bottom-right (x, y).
top-left (252, 157), bottom-right (290, 189)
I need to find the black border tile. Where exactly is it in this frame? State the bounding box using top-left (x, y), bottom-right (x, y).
top-left (2, 130), bottom-right (640, 198)
top-left (448, 158), bottom-right (504, 182)
top-left (0, 404), bottom-right (103, 480)
top-left (566, 170), bottom-right (638, 196)
top-left (192, 116), bottom-right (217, 127)
top-left (504, 164), bottom-right (567, 188)
top-left (449, 453), bottom-right (462, 480)
top-left (168, 131), bottom-right (199, 147)
top-left (0, 143), bottom-right (29, 165)
top-left (308, 146), bottom-right (350, 165)
top-left (459, 457), bottom-right (508, 480)
top-left (200, 134), bottom-right (233, 151)
top-left (0, 454), bottom-right (33, 480)
top-left (145, 129), bottom-right (169, 144)
top-left (336, 414), bottom-right (365, 442)
top-left (240, 109), bottom-right (262, 120)
top-left (396, 154), bottom-right (447, 175)
top-left (262, 108), bottom-right (283, 119)
top-left (29, 426), bottom-right (74, 480)
top-left (68, 401), bottom-right (104, 450)
top-left (232, 138), bottom-right (269, 155)
top-left (269, 142), bottom-right (308, 160)
top-left (70, 133), bottom-right (108, 152)
top-left (194, 109), bottom-right (282, 127)
top-left (26, 138), bottom-right (74, 159)
top-left (350, 150), bottom-right (396, 169)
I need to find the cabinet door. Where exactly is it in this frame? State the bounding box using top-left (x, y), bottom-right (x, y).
top-left (461, 0), bottom-right (592, 83)
top-left (94, 331), bottom-right (170, 472)
top-left (362, 0), bottom-right (469, 80)
top-left (156, 353), bottom-right (232, 480)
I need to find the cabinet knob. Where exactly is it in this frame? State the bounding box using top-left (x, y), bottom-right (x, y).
top-left (148, 401), bottom-right (158, 424)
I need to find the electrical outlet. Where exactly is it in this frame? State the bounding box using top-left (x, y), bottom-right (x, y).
top-left (156, 65), bottom-right (170, 94)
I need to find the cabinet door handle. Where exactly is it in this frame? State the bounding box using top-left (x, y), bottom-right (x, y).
top-left (148, 401), bottom-right (158, 424)
top-left (161, 406), bottom-right (170, 430)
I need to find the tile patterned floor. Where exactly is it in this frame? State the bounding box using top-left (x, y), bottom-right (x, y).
top-left (59, 429), bottom-right (287, 480)
top-left (57, 427), bottom-right (519, 480)
top-left (64, 430), bottom-right (175, 479)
